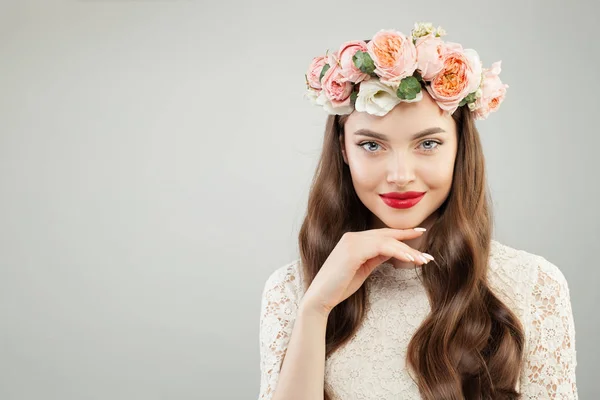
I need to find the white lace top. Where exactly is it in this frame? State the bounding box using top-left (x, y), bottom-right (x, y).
top-left (258, 240), bottom-right (578, 399)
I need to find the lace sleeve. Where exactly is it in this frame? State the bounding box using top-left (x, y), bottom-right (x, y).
top-left (520, 256), bottom-right (578, 399)
top-left (258, 262), bottom-right (302, 400)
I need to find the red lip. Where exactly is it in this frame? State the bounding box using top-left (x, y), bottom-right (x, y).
top-left (379, 192), bottom-right (426, 209)
top-left (380, 191), bottom-right (426, 200)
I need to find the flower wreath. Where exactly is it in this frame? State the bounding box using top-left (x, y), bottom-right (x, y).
top-left (304, 22), bottom-right (508, 120)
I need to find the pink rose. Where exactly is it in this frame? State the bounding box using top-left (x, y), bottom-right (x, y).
top-left (415, 33), bottom-right (445, 80)
top-left (337, 40), bottom-right (370, 83)
top-left (367, 29), bottom-right (418, 85)
top-left (320, 52), bottom-right (354, 110)
top-left (306, 55), bottom-right (327, 90)
top-left (426, 43), bottom-right (483, 114)
top-left (473, 61), bottom-right (508, 120)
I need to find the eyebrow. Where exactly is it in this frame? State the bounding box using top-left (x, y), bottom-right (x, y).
top-left (352, 127), bottom-right (446, 141)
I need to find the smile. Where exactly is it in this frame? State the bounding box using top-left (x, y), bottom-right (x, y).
top-left (379, 193), bottom-right (425, 209)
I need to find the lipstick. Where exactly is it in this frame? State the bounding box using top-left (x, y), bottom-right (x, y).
top-left (379, 191), bottom-right (425, 209)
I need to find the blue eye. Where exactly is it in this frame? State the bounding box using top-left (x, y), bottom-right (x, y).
top-left (358, 140), bottom-right (442, 154)
top-left (419, 140), bottom-right (441, 152)
top-left (359, 141), bottom-right (381, 152)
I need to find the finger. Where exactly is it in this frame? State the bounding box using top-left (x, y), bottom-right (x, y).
top-left (380, 241), bottom-right (420, 264)
top-left (389, 238), bottom-right (432, 265)
top-left (361, 254), bottom-right (392, 273)
top-left (376, 227), bottom-right (427, 240)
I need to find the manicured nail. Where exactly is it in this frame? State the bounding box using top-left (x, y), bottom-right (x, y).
top-left (414, 227), bottom-right (427, 232)
top-left (418, 255), bottom-right (428, 264)
top-left (422, 253), bottom-right (435, 261)
top-left (404, 253), bottom-right (415, 262)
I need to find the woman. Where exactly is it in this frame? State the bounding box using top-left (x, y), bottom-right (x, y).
top-left (258, 23), bottom-right (578, 399)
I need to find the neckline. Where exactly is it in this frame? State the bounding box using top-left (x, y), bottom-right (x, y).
top-left (373, 240), bottom-right (503, 282)
top-left (377, 261), bottom-right (423, 281)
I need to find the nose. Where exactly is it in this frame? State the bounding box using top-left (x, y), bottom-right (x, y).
top-left (387, 152), bottom-right (416, 187)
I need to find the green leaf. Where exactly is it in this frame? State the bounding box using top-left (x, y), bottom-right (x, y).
top-left (459, 91), bottom-right (477, 106)
top-left (352, 51), bottom-right (376, 75)
top-left (413, 70), bottom-right (423, 82)
top-left (397, 76), bottom-right (421, 100)
top-left (350, 90), bottom-right (358, 103)
top-left (319, 64), bottom-right (330, 82)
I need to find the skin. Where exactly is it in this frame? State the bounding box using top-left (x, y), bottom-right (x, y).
top-left (340, 90), bottom-right (458, 269)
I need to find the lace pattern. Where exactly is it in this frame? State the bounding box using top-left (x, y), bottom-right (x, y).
top-left (258, 261), bottom-right (304, 399)
top-left (257, 241), bottom-right (578, 399)
top-left (518, 255), bottom-right (578, 398)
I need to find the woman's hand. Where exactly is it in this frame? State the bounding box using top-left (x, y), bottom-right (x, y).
top-left (301, 228), bottom-right (433, 317)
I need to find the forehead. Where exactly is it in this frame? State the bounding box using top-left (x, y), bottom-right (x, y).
top-left (344, 92), bottom-right (455, 137)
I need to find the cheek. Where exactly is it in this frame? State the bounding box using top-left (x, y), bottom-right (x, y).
top-left (349, 162), bottom-right (380, 188)
top-left (419, 155), bottom-right (455, 188)
top-left (346, 150), bottom-right (382, 187)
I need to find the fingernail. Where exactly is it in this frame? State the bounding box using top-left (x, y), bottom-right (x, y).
top-left (404, 253), bottom-right (415, 262)
top-left (422, 253), bottom-right (435, 261)
top-left (414, 227), bottom-right (427, 232)
top-left (418, 255), bottom-right (428, 264)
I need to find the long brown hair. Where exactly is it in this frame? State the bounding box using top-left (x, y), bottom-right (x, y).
top-left (298, 101), bottom-right (525, 399)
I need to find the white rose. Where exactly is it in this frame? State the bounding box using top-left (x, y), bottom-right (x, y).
top-left (315, 91), bottom-right (354, 115)
top-left (304, 88), bottom-right (320, 105)
top-left (355, 79), bottom-right (422, 116)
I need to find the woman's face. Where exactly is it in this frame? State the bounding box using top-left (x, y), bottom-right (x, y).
top-left (341, 90), bottom-right (458, 230)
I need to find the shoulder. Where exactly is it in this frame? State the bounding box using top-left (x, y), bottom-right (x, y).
top-left (488, 239), bottom-right (569, 287)
top-left (493, 241), bottom-right (580, 396)
top-left (488, 239), bottom-right (538, 278)
top-left (487, 240), bottom-right (571, 315)
top-left (261, 259), bottom-right (306, 305)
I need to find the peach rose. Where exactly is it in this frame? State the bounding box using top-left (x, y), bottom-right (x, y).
top-left (317, 53), bottom-right (354, 114)
top-left (306, 55), bottom-right (328, 90)
top-left (426, 43), bottom-right (483, 114)
top-left (415, 33), bottom-right (445, 80)
top-left (337, 40), bottom-right (370, 83)
top-left (367, 29), bottom-right (418, 85)
top-left (472, 61), bottom-right (508, 120)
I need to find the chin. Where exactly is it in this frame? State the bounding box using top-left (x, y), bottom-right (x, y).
top-left (371, 210), bottom-right (427, 230)
top-left (385, 218), bottom-right (425, 230)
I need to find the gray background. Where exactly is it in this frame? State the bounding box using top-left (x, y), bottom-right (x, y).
top-left (0, 0), bottom-right (597, 399)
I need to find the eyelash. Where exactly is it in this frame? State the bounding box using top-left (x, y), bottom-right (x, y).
top-left (357, 140), bottom-right (442, 154)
